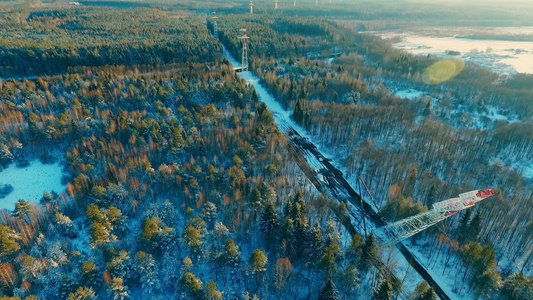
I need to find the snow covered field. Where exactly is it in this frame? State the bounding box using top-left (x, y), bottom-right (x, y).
top-left (377, 31), bottom-right (533, 74)
top-left (0, 161), bottom-right (65, 210)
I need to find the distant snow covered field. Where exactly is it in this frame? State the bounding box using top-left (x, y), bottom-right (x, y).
top-left (377, 30), bottom-right (533, 74)
top-left (0, 161), bottom-right (65, 210)
top-left (395, 89), bottom-right (425, 100)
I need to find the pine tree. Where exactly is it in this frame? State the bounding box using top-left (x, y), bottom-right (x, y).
top-left (293, 191), bottom-right (306, 214)
top-left (250, 187), bottom-right (262, 208)
top-left (340, 264), bottom-right (360, 298)
top-left (324, 219), bottom-right (340, 245)
top-left (465, 211), bottom-right (482, 242)
top-left (319, 240), bottom-right (340, 276)
top-left (68, 286), bottom-right (96, 300)
top-left (293, 100), bottom-right (304, 125)
top-left (412, 281), bottom-right (437, 300)
top-left (304, 220), bottom-right (323, 260)
top-left (249, 249), bottom-right (268, 288)
top-left (291, 214), bottom-right (309, 259)
top-left (373, 279), bottom-right (393, 300)
top-left (0, 225), bottom-right (22, 255)
top-left (142, 217), bottom-right (160, 241)
top-left (456, 209), bottom-right (472, 243)
top-left (202, 202), bottom-right (218, 230)
top-left (501, 272), bottom-right (533, 300)
top-left (110, 277), bottom-right (129, 300)
top-left (472, 268), bottom-right (501, 298)
top-left (205, 281), bottom-right (223, 300)
top-left (14, 199), bottom-right (34, 223)
top-left (426, 185), bottom-right (436, 208)
top-left (220, 239), bottom-right (240, 267)
top-left (249, 249), bottom-right (268, 273)
top-left (347, 234), bottom-right (362, 260)
top-left (179, 272), bottom-right (203, 299)
top-left (359, 234), bottom-right (378, 271)
top-left (318, 278), bottom-right (339, 300)
top-left (183, 225), bottom-right (203, 258)
top-left (81, 261), bottom-right (99, 288)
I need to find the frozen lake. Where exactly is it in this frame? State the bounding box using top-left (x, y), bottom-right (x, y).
top-left (0, 161), bottom-right (65, 210)
top-left (377, 31), bottom-right (533, 74)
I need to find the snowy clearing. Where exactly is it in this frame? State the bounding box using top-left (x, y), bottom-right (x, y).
top-left (0, 161), bottom-right (65, 210)
top-left (395, 89), bottom-right (425, 100)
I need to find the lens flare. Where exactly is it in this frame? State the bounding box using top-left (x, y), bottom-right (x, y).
top-left (422, 58), bottom-right (465, 85)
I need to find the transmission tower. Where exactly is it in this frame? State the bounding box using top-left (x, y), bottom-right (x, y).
top-left (294, 0), bottom-right (296, 6)
top-left (374, 189), bottom-right (496, 245)
top-left (211, 12), bottom-right (218, 38)
top-left (275, 0), bottom-right (278, 9)
top-left (238, 27), bottom-right (250, 71)
top-left (250, 0), bottom-right (254, 14)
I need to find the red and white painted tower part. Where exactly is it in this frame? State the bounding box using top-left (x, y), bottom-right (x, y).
top-left (250, 0), bottom-right (254, 14)
top-left (238, 27), bottom-right (249, 71)
top-left (212, 12), bottom-right (218, 38)
top-left (374, 189), bottom-right (497, 245)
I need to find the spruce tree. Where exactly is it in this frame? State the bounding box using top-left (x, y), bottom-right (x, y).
top-left (456, 209), bottom-right (472, 243)
top-left (260, 202), bottom-right (280, 247)
top-left (304, 220), bottom-right (323, 260)
top-left (360, 234), bottom-right (378, 271)
top-left (318, 278), bottom-right (339, 300)
top-left (373, 279), bottom-right (393, 300)
top-left (466, 211), bottom-right (482, 242)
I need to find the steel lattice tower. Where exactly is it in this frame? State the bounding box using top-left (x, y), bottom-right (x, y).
top-left (250, 0), bottom-right (254, 14)
top-left (374, 189), bottom-right (496, 245)
top-left (212, 12), bottom-right (218, 38)
top-left (275, 0), bottom-right (278, 9)
top-left (238, 27), bottom-right (249, 71)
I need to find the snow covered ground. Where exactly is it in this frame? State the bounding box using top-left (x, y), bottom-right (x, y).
top-left (395, 89), bottom-right (425, 100)
top-left (0, 161), bottom-right (65, 210)
top-left (491, 158), bottom-right (533, 179)
top-left (377, 31), bottom-right (533, 74)
top-left (406, 242), bottom-right (473, 300)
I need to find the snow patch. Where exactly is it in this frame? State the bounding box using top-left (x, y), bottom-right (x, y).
top-left (0, 161), bottom-right (65, 210)
top-left (395, 89), bottom-right (425, 100)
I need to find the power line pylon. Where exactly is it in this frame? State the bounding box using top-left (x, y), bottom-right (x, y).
top-left (294, 0), bottom-right (296, 6)
top-left (211, 12), bottom-right (218, 38)
top-left (275, 0), bottom-right (278, 9)
top-left (238, 27), bottom-right (249, 71)
top-left (250, 0), bottom-right (253, 14)
top-left (374, 189), bottom-right (496, 245)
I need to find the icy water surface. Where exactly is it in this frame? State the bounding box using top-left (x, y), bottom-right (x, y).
top-left (378, 31), bottom-right (533, 74)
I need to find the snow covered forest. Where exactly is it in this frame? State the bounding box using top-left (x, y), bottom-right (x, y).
top-left (0, 1), bottom-right (532, 300)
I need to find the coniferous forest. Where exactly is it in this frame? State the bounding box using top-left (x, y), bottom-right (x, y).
top-left (0, 1), bottom-right (532, 300)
